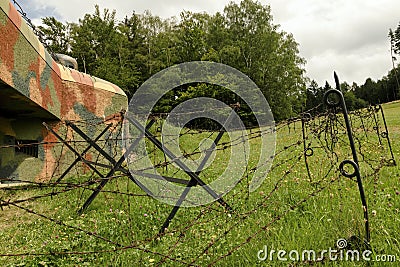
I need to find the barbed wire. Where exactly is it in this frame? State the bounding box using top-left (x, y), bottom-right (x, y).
top-left (11, 0), bottom-right (58, 59)
top-left (0, 103), bottom-right (396, 265)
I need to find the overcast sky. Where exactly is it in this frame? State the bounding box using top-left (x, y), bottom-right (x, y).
top-left (15, 0), bottom-right (400, 86)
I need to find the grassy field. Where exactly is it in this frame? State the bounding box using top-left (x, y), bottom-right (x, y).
top-left (0, 101), bottom-right (399, 266)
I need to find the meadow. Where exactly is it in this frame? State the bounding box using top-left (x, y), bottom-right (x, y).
top-left (0, 101), bottom-right (399, 266)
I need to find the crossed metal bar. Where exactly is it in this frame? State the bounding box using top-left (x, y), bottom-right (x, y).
top-left (125, 116), bottom-right (232, 233)
top-left (44, 114), bottom-right (233, 233)
top-left (55, 123), bottom-right (112, 183)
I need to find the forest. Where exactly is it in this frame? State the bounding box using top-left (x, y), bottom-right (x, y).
top-left (37, 0), bottom-right (400, 121)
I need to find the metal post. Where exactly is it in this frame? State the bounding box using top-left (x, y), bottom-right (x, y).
top-left (323, 72), bottom-right (370, 243)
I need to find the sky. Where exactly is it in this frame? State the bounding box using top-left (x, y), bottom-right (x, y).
top-left (14, 0), bottom-right (400, 86)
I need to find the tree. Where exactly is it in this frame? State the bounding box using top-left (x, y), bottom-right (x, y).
top-left (38, 17), bottom-right (71, 54)
top-left (384, 67), bottom-right (400, 101)
top-left (304, 80), bottom-right (325, 112)
top-left (39, 0), bottom-right (308, 122)
top-left (69, 5), bottom-right (118, 74)
top-left (175, 11), bottom-right (208, 62)
top-left (68, 6), bottom-right (142, 97)
top-left (389, 26), bottom-right (400, 55)
top-left (388, 28), bottom-right (400, 100)
top-left (222, 0), bottom-right (307, 120)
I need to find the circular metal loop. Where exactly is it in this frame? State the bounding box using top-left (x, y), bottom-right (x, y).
top-left (324, 89), bottom-right (343, 108)
top-left (372, 126), bottom-right (378, 131)
top-left (339, 160), bottom-right (359, 178)
top-left (374, 105), bottom-right (381, 112)
top-left (305, 148), bottom-right (314, 157)
top-left (381, 132), bottom-right (388, 139)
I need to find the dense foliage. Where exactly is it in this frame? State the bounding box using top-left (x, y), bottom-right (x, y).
top-left (38, 0), bottom-right (306, 122)
top-left (38, 0), bottom-right (400, 122)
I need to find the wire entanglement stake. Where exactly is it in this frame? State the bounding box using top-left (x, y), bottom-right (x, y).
top-left (323, 72), bottom-right (370, 243)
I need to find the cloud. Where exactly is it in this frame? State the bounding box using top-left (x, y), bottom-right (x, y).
top-left (17, 0), bottom-right (242, 23)
top-left (13, 0), bottom-right (400, 86)
top-left (307, 45), bottom-right (393, 85)
top-left (267, 0), bottom-right (400, 85)
top-left (12, 0), bottom-right (59, 25)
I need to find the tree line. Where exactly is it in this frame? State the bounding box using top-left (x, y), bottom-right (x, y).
top-left (303, 23), bottom-right (400, 113)
top-left (38, 0), bottom-right (400, 123)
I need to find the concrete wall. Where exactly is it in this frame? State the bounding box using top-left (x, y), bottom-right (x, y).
top-left (0, 116), bottom-right (44, 183)
top-left (0, 0), bottom-right (128, 183)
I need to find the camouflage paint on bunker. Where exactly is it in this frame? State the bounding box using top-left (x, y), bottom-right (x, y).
top-left (0, 0), bottom-right (128, 183)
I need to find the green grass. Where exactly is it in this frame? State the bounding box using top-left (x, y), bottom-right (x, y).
top-left (1, 102), bottom-right (399, 266)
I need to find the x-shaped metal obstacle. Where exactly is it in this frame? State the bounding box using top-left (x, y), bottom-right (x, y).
top-left (43, 115), bottom-right (233, 234)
